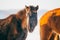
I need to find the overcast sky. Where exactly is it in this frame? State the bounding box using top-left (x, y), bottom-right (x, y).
top-left (0, 0), bottom-right (60, 10)
top-left (0, 0), bottom-right (60, 40)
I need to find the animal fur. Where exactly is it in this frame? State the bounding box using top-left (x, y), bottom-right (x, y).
top-left (0, 5), bottom-right (39, 40)
top-left (40, 8), bottom-right (60, 40)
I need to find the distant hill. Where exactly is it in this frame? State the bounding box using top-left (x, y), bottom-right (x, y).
top-left (0, 9), bottom-right (18, 19)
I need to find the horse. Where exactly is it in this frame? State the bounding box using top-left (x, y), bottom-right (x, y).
top-left (39, 8), bottom-right (60, 40)
top-left (16, 5), bottom-right (39, 40)
top-left (0, 5), bottom-right (39, 40)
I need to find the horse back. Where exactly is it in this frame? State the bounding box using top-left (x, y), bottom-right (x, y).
top-left (40, 8), bottom-right (60, 26)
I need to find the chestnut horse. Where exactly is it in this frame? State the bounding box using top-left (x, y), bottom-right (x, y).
top-left (39, 8), bottom-right (60, 40)
top-left (0, 5), bottom-right (38, 40)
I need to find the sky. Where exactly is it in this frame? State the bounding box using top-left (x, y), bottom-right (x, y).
top-left (0, 0), bottom-right (60, 40)
top-left (0, 0), bottom-right (60, 10)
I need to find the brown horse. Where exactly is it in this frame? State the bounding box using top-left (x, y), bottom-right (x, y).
top-left (39, 8), bottom-right (60, 40)
top-left (0, 5), bottom-right (39, 40)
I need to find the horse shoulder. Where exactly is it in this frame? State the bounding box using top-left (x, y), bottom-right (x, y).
top-left (40, 8), bottom-right (60, 26)
top-left (40, 11), bottom-right (53, 26)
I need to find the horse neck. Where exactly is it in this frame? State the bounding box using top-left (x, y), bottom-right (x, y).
top-left (18, 9), bottom-right (26, 15)
top-left (16, 9), bottom-right (27, 20)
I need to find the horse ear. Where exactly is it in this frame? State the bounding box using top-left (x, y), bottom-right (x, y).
top-left (25, 5), bottom-right (31, 15)
top-left (25, 5), bottom-right (30, 12)
top-left (25, 5), bottom-right (29, 9)
top-left (36, 5), bottom-right (39, 10)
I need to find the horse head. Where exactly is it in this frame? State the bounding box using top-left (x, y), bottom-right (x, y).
top-left (26, 5), bottom-right (39, 32)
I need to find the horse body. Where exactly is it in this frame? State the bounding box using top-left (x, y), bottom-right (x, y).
top-left (0, 6), bottom-right (29, 40)
top-left (0, 5), bottom-right (38, 40)
top-left (0, 11), bottom-right (27, 40)
top-left (40, 8), bottom-right (60, 40)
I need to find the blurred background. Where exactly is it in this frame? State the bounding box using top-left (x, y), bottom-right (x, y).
top-left (0, 0), bottom-right (60, 40)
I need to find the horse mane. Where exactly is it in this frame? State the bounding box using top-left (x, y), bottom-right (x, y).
top-left (15, 9), bottom-right (27, 20)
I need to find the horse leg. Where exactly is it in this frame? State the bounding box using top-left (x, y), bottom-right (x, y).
top-left (16, 30), bottom-right (27, 40)
top-left (50, 33), bottom-right (59, 40)
top-left (16, 33), bottom-right (27, 40)
top-left (40, 24), bottom-right (52, 40)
